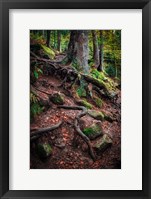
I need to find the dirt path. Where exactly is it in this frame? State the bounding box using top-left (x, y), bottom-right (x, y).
top-left (30, 74), bottom-right (121, 169)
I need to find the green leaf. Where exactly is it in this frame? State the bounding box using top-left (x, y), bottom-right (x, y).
top-left (34, 71), bottom-right (39, 79)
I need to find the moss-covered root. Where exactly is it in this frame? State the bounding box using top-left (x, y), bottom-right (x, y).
top-left (41, 44), bottom-right (55, 59)
top-left (83, 123), bottom-right (103, 140)
top-left (76, 99), bottom-right (93, 109)
top-left (88, 110), bottom-right (104, 121)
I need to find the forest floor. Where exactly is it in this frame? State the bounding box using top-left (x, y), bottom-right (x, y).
top-left (30, 54), bottom-right (121, 169)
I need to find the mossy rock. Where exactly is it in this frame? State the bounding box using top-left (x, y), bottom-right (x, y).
top-left (88, 110), bottom-right (104, 121)
top-left (76, 99), bottom-right (93, 109)
top-left (41, 44), bottom-right (55, 59)
top-left (50, 93), bottom-right (64, 105)
top-left (37, 143), bottom-right (52, 158)
top-left (94, 134), bottom-right (112, 152)
top-left (93, 97), bottom-right (103, 108)
top-left (83, 123), bottom-right (103, 140)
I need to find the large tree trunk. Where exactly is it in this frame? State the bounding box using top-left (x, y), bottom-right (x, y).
top-left (98, 30), bottom-right (104, 71)
top-left (46, 30), bottom-right (51, 47)
top-left (92, 30), bottom-right (100, 68)
top-left (57, 30), bottom-right (61, 52)
top-left (67, 30), bottom-right (89, 74)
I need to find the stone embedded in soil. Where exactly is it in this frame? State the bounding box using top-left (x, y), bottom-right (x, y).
top-left (88, 110), bottom-right (104, 121)
top-left (55, 143), bottom-right (66, 149)
top-left (83, 123), bottom-right (103, 140)
top-left (50, 93), bottom-right (64, 105)
top-left (94, 134), bottom-right (112, 152)
top-left (104, 114), bottom-right (114, 122)
top-left (37, 143), bottom-right (52, 158)
top-left (39, 98), bottom-right (51, 108)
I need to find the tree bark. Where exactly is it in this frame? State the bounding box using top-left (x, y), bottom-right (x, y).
top-left (67, 30), bottom-right (89, 74)
top-left (46, 30), bottom-right (51, 47)
top-left (92, 30), bottom-right (100, 68)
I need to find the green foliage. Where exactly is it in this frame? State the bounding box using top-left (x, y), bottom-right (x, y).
top-left (30, 92), bottom-right (44, 120)
top-left (30, 32), bottom-right (46, 45)
top-left (33, 66), bottom-right (43, 79)
top-left (105, 65), bottom-right (116, 77)
top-left (77, 86), bottom-right (87, 97)
top-left (30, 103), bottom-right (44, 120)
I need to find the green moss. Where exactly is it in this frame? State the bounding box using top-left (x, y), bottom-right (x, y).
top-left (41, 44), bottom-right (55, 59)
top-left (94, 97), bottom-right (103, 108)
top-left (90, 69), bottom-right (117, 98)
top-left (37, 143), bottom-right (52, 158)
top-left (50, 93), bottom-right (64, 105)
top-left (88, 110), bottom-right (104, 121)
top-left (83, 124), bottom-right (102, 139)
top-left (76, 86), bottom-right (87, 97)
top-left (77, 99), bottom-right (93, 109)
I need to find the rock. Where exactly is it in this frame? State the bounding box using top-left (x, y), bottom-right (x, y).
top-left (104, 114), bottom-right (113, 122)
top-left (76, 99), bottom-right (93, 109)
top-left (83, 123), bottom-right (103, 140)
top-left (94, 134), bottom-right (112, 152)
top-left (39, 98), bottom-right (51, 108)
top-left (37, 143), bottom-right (52, 158)
top-left (50, 93), bottom-right (64, 105)
top-left (88, 110), bottom-right (104, 121)
top-left (50, 135), bottom-right (55, 140)
top-left (55, 143), bottom-right (66, 149)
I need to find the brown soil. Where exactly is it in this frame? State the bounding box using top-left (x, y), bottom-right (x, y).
top-left (30, 74), bottom-right (121, 169)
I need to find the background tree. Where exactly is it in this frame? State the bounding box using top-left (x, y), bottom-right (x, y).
top-left (57, 30), bottom-right (61, 52)
top-left (92, 30), bottom-right (100, 68)
top-left (46, 30), bottom-right (51, 47)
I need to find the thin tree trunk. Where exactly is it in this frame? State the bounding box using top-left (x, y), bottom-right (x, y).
top-left (57, 30), bottom-right (61, 52)
top-left (92, 30), bottom-right (100, 68)
top-left (98, 30), bottom-right (104, 71)
top-left (46, 30), bottom-right (51, 47)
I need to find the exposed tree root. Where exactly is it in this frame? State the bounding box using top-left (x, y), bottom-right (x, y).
top-left (57, 105), bottom-right (95, 161)
top-left (30, 121), bottom-right (62, 141)
top-left (31, 52), bottom-right (114, 98)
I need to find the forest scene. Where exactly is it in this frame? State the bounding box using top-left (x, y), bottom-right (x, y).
top-left (30, 30), bottom-right (121, 169)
